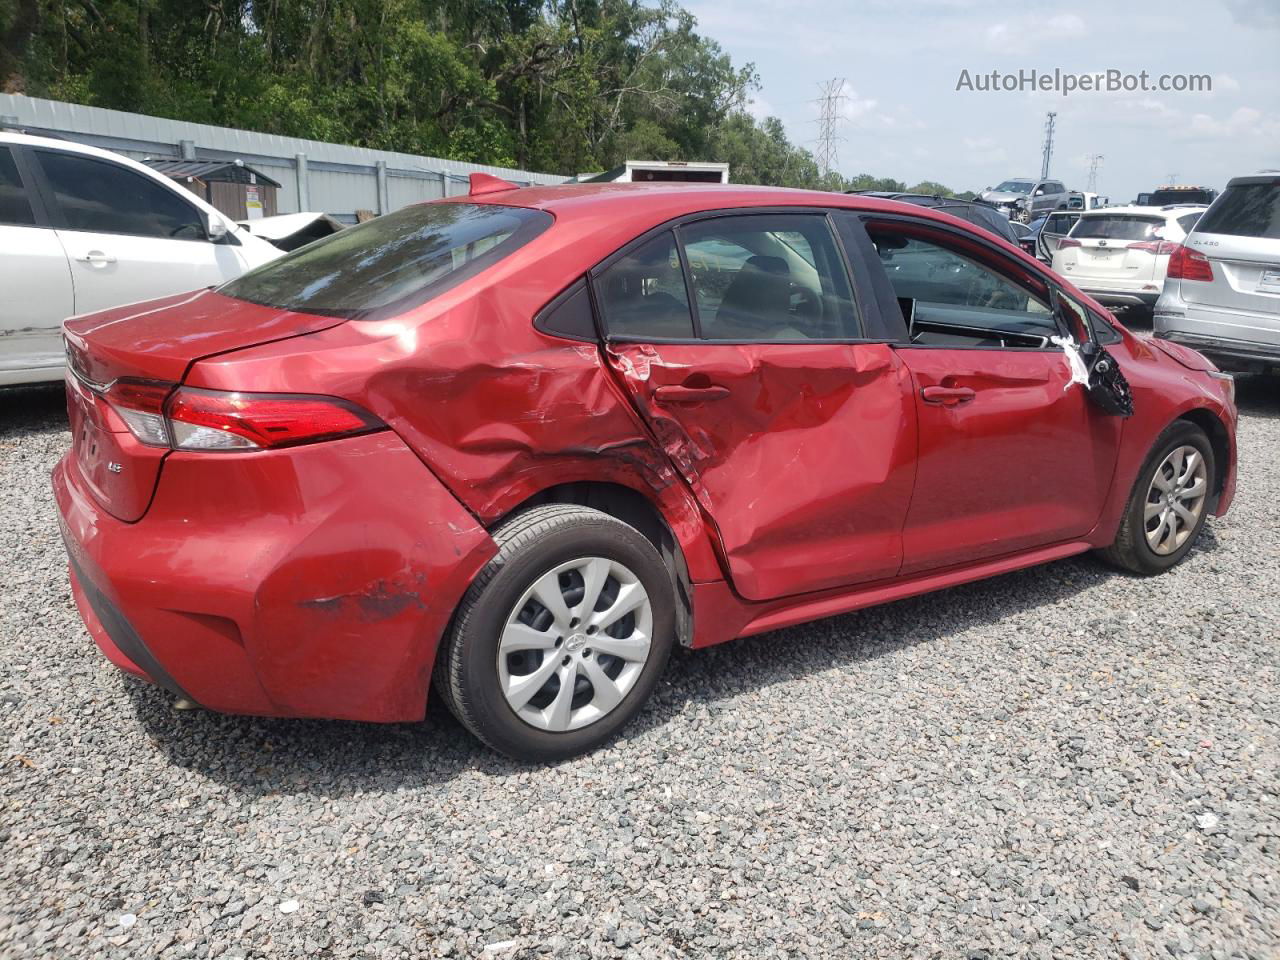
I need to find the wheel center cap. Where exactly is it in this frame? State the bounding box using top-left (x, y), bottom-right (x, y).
top-left (565, 633), bottom-right (588, 653)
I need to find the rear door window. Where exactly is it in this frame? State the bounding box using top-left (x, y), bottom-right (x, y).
top-left (596, 232), bottom-right (695, 340)
top-left (0, 146), bottom-right (36, 226)
top-left (37, 151), bottom-right (206, 240)
top-left (221, 202), bottom-right (553, 319)
top-left (680, 214), bottom-right (860, 340)
top-left (1195, 182), bottom-right (1280, 239)
top-left (1071, 216), bottom-right (1163, 241)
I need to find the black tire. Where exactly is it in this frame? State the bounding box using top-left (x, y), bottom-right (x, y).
top-left (434, 504), bottom-right (675, 761)
top-left (1098, 420), bottom-right (1215, 575)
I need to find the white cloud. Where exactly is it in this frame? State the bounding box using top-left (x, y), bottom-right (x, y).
top-left (963, 136), bottom-right (1008, 166)
top-left (985, 13), bottom-right (1086, 50)
top-left (1224, 0), bottom-right (1280, 28)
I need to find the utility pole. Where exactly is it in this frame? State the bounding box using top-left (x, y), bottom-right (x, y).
top-left (1087, 153), bottom-right (1104, 193)
top-left (1165, 172), bottom-right (1179, 185)
top-left (814, 78), bottom-right (847, 178)
top-left (1040, 111), bottom-right (1057, 180)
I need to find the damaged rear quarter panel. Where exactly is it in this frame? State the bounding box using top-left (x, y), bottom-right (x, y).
top-left (187, 256), bottom-right (725, 584)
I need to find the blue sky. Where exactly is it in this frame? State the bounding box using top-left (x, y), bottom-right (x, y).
top-left (683, 0), bottom-right (1280, 201)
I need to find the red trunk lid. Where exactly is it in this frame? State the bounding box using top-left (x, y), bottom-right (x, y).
top-left (62, 289), bottom-right (346, 522)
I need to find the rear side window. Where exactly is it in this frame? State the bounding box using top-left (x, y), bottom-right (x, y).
top-left (1071, 216), bottom-right (1163, 241)
top-left (0, 147), bottom-right (34, 226)
top-left (1195, 182), bottom-right (1280, 240)
top-left (1177, 212), bottom-right (1203, 234)
top-left (37, 151), bottom-right (205, 240)
top-left (596, 232), bottom-right (695, 340)
top-left (221, 202), bottom-right (553, 318)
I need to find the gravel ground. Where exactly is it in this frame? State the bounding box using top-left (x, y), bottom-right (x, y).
top-left (2, 377), bottom-right (1278, 960)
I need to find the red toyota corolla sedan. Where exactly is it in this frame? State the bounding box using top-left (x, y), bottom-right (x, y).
top-left (53, 177), bottom-right (1237, 759)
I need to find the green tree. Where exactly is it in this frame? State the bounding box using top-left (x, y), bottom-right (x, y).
top-left (5, 0), bottom-right (960, 195)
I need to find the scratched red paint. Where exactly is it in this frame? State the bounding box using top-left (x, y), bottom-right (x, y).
top-left (53, 181), bottom-right (1237, 723)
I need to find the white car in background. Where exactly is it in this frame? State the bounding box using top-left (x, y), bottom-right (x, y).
top-left (0, 132), bottom-right (281, 385)
top-left (1051, 205), bottom-right (1206, 309)
top-left (1155, 173), bottom-right (1280, 372)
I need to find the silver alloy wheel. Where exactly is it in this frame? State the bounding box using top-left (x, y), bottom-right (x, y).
top-left (1144, 444), bottom-right (1209, 556)
top-left (497, 556), bottom-right (653, 732)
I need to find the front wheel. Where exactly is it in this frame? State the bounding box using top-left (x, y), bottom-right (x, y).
top-left (435, 505), bottom-right (675, 761)
top-left (1098, 421), bottom-right (1215, 575)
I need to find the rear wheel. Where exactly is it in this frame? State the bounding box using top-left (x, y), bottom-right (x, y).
top-left (436, 505), bottom-right (674, 760)
top-left (1099, 421), bottom-right (1215, 575)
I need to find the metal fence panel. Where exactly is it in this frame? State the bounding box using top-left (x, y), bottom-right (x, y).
top-left (0, 94), bottom-right (566, 219)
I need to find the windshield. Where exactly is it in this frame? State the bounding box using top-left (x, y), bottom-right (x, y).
top-left (994, 181), bottom-right (1034, 194)
top-left (219, 202), bottom-right (552, 318)
top-left (1071, 215), bottom-right (1163, 241)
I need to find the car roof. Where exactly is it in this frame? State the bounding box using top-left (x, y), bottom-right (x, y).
top-left (453, 182), bottom-right (1051, 276)
top-left (1, 129), bottom-right (146, 163)
top-left (1226, 173), bottom-right (1280, 187)
top-left (470, 182), bottom-right (998, 225)
top-left (1078, 204), bottom-right (1202, 219)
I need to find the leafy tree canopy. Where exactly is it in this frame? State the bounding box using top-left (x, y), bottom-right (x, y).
top-left (2, 1), bottom-right (967, 196)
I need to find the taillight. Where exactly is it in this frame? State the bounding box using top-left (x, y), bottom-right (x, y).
top-left (1058, 238), bottom-right (1082, 249)
top-left (104, 382), bottom-right (385, 451)
top-left (1166, 244), bottom-right (1214, 282)
top-left (167, 388), bottom-right (384, 450)
top-left (103, 380), bottom-right (173, 447)
top-left (1127, 240), bottom-right (1181, 256)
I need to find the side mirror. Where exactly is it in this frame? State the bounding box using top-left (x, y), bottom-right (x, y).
top-left (1034, 188), bottom-right (1046, 196)
top-left (205, 215), bottom-right (230, 243)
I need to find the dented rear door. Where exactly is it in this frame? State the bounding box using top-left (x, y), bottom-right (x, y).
top-left (607, 342), bottom-right (916, 601)
top-left (595, 215), bottom-right (917, 603)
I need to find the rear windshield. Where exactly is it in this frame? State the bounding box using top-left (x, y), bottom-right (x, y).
top-left (1071, 216), bottom-right (1163, 241)
top-left (1195, 182), bottom-right (1280, 240)
top-left (220, 202), bottom-right (552, 318)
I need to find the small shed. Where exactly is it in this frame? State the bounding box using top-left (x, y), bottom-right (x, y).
top-left (144, 159), bottom-right (281, 220)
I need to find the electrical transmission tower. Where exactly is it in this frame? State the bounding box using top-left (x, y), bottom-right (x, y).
top-left (1040, 111), bottom-right (1057, 179)
top-left (814, 78), bottom-right (848, 178)
top-left (1087, 153), bottom-right (1104, 193)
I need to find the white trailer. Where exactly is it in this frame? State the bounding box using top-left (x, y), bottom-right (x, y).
top-left (579, 160), bottom-right (730, 184)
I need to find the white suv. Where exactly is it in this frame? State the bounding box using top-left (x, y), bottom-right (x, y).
top-left (1051, 205), bottom-right (1206, 308)
top-left (0, 132), bottom-right (281, 385)
top-left (1155, 174), bottom-right (1280, 373)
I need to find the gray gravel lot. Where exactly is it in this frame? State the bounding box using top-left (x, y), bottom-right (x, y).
top-left (2, 378), bottom-right (1278, 960)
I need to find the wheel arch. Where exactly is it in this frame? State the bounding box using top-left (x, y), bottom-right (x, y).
top-left (1176, 406), bottom-right (1231, 504)
top-left (491, 481), bottom-right (698, 647)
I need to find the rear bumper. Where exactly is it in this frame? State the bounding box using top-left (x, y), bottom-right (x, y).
top-left (1154, 288), bottom-right (1280, 370)
top-left (1070, 276), bottom-right (1160, 307)
top-left (53, 431), bottom-right (497, 722)
top-left (1155, 329), bottom-right (1280, 370)
top-left (1082, 290), bottom-right (1159, 308)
